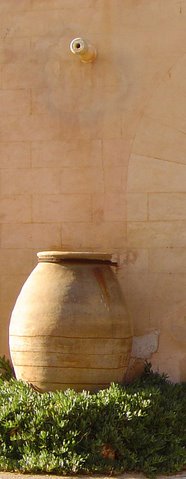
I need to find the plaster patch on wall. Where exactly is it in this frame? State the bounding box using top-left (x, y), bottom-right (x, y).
top-left (131, 330), bottom-right (160, 359)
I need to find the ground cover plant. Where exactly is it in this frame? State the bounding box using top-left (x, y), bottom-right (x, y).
top-left (0, 358), bottom-right (185, 477)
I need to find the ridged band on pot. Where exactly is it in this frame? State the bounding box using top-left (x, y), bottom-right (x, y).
top-left (9, 251), bottom-right (132, 392)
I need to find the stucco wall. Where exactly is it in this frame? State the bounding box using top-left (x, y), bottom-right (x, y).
top-left (0, 0), bottom-right (186, 381)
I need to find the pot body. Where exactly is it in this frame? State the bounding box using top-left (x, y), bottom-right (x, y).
top-left (9, 252), bottom-right (132, 392)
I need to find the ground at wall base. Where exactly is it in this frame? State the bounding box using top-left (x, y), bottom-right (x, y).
top-left (0, 473), bottom-right (185, 479)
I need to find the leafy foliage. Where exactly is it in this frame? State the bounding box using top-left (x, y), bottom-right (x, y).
top-left (0, 360), bottom-right (185, 477)
top-left (0, 356), bottom-right (15, 381)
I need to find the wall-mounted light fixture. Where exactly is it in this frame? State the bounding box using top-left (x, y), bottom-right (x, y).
top-left (70, 37), bottom-right (97, 63)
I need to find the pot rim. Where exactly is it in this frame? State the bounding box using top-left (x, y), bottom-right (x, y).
top-left (37, 251), bottom-right (118, 264)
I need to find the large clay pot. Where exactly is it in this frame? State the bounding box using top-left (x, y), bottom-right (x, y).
top-left (9, 252), bottom-right (132, 392)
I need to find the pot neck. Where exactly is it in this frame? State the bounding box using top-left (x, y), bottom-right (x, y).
top-left (37, 251), bottom-right (118, 266)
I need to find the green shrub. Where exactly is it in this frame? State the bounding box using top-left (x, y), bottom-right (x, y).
top-left (0, 356), bottom-right (15, 381)
top-left (0, 360), bottom-right (185, 477)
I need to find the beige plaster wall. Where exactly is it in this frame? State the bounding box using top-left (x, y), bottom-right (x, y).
top-left (0, 0), bottom-right (186, 381)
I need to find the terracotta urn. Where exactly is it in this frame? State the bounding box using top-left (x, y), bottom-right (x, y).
top-left (9, 251), bottom-right (132, 392)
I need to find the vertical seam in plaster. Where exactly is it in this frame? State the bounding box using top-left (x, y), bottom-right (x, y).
top-left (30, 89), bottom-right (33, 115)
top-left (60, 223), bottom-right (63, 249)
top-left (29, 142), bottom-right (32, 168)
top-left (90, 194), bottom-right (94, 223)
top-left (101, 139), bottom-right (105, 194)
top-left (147, 193), bottom-right (150, 221)
top-left (30, 194), bottom-right (33, 224)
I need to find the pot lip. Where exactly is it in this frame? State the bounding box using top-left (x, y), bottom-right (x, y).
top-left (37, 251), bottom-right (118, 264)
